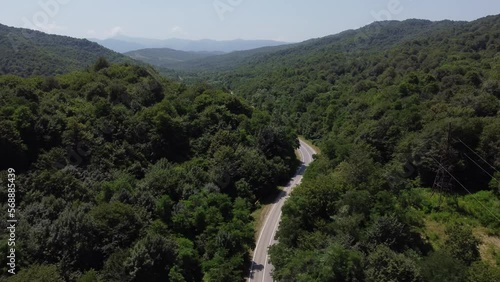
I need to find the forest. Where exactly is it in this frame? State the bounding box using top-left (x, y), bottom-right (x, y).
top-left (0, 24), bottom-right (129, 77)
top-left (0, 12), bottom-right (500, 282)
top-left (196, 16), bottom-right (500, 282)
top-left (0, 60), bottom-right (298, 281)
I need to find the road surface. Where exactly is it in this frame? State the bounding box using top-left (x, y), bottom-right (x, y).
top-left (248, 139), bottom-right (317, 282)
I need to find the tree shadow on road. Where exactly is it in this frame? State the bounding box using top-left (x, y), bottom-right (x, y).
top-left (248, 261), bottom-right (265, 279)
top-left (258, 161), bottom-right (307, 206)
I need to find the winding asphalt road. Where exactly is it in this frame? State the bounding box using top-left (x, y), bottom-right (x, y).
top-left (248, 139), bottom-right (317, 282)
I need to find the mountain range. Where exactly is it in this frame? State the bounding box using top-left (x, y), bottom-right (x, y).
top-left (1, 13), bottom-right (500, 282)
top-left (0, 24), bottom-right (291, 77)
top-left (125, 44), bottom-right (293, 72)
top-left (124, 48), bottom-right (224, 69)
top-left (90, 34), bottom-right (290, 53)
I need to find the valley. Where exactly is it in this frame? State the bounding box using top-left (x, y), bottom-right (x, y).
top-left (0, 6), bottom-right (499, 282)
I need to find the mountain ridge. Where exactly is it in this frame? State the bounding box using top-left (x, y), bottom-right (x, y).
top-left (124, 48), bottom-right (225, 69)
top-left (0, 23), bottom-right (131, 77)
top-left (90, 35), bottom-right (291, 53)
top-left (156, 16), bottom-right (498, 81)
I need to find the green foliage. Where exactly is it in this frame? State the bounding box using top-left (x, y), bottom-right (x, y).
top-left (0, 24), bottom-right (130, 77)
top-left (125, 48), bottom-right (221, 69)
top-left (100, 250), bottom-right (130, 282)
top-left (90, 202), bottom-right (144, 253)
top-left (364, 245), bottom-right (423, 282)
top-left (124, 233), bottom-right (178, 281)
top-left (4, 13), bottom-right (500, 281)
top-left (467, 262), bottom-right (500, 282)
top-left (270, 243), bottom-right (364, 282)
top-left (420, 251), bottom-right (467, 282)
top-left (77, 269), bottom-right (103, 282)
top-left (213, 16), bottom-right (500, 280)
top-left (0, 60), bottom-right (297, 281)
top-left (366, 215), bottom-right (414, 252)
top-left (7, 264), bottom-right (63, 282)
top-left (47, 205), bottom-right (100, 274)
top-left (460, 191), bottom-right (500, 232)
top-left (94, 57), bottom-right (110, 72)
top-left (444, 224), bottom-right (481, 265)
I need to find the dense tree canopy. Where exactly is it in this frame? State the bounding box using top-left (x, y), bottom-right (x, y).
top-left (165, 15), bottom-right (500, 282)
top-left (1, 13), bottom-right (500, 282)
top-left (0, 24), bottom-right (130, 77)
top-left (0, 61), bottom-right (298, 281)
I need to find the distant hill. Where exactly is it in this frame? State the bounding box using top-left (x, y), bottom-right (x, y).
top-left (157, 19), bottom-right (456, 76)
top-left (156, 20), bottom-right (444, 77)
top-left (171, 44), bottom-right (297, 72)
top-left (0, 24), bottom-right (130, 77)
top-left (90, 38), bottom-right (146, 53)
top-left (90, 35), bottom-right (290, 53)
top-left (128, 44), bottom-right (295, 74)
top-left (125, 48), bottom-right (223, 69)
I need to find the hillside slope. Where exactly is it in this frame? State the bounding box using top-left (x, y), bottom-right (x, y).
top-left (205, 16), bottom-right (500, 281)
top-left (155, 44), bottom-right (296, 79)
top-left (125, 48), bottom-right (223, 69)
top-left (0, 24), bottom-right (130, 77)
top-left (161, 19), bottom-right (448, 77)
top-left (0, 62), bottom-right (297, 281)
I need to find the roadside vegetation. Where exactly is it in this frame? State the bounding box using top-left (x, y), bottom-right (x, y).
top-left (0, 60), bottom-right (298, 281)
top-left (1, 13), bottom-right (500, 282)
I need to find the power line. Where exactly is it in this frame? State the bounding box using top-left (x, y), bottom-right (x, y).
top-left (463, 152), bottom-right (499, 184)
top-left (432, 123), bottom-right (454, 196)
top-left (456, 138), bottom-right (499, 174)
top-left (432, 156), bottom-right (500, 223)
top-left (454, 137), bottom-right (499, 190)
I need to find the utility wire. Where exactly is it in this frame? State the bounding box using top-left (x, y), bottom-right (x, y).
top-left (463, 153), bottom-right (499, 184)
top-left (456, 138), bottom-right (499, 173)
top-left (432, 156), bottom-right (500, 223)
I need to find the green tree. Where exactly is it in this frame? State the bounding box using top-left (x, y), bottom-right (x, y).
top-left (90, 202), bottom-right (143, 254)
top-left (7, 264), bottom-right (63, 282)
top-left (419, 251), bottom-right (466, 282)
top-left (47, 206), bottom-right (100, 275)
top-left (77, 269), bottom-right (103, 282)
top-left (467, 262), bottom-right (500, 282)
top-left (364, 245), bottom-right (423, 282)
top-left (94, 57), bottom-right (110, 72)
top-left (124, 233), bottom-right (178, 282)
top-left (366, 215), bottom-right (412, 252)
top-left (444, 224), bottom-right (480, 265)
top-left (101, 249), bottom-right (130, 282)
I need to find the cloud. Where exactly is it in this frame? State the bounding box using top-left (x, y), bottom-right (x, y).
top-left (86, 26), bottom-right (124, 39)
top-left (109, 26), bottom-right (123, 37)
top-left (36, 23), bottom-right (68, 34)
top-left (170, 25), bottom-right (188, 37)
top-left (171, 25), bottom-right (182, 33)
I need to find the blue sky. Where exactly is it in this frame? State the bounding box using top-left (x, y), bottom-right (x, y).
top-left (2, 0), bottom-right (500, 42)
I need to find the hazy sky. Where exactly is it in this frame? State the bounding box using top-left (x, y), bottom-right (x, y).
top-left (2, 0), bottom-right (500, 42)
